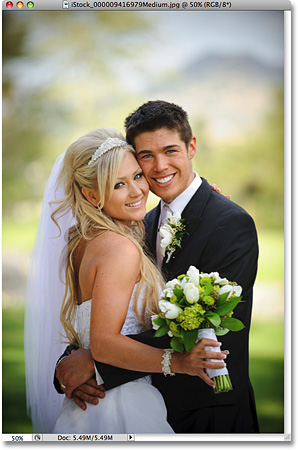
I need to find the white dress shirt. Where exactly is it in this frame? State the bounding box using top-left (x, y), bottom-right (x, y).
top-left (156, 173), bottom-right (202, 263)
top-left (158, 172), bottom-right (202, 226)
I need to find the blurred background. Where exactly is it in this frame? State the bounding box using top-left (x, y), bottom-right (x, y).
top-left (2, 10), bottom-right (284, 434)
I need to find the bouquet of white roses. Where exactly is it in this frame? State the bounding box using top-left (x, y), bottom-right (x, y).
top-left (153, 265), bottom-right (244, 393)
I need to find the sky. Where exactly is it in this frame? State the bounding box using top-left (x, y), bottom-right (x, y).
top-left (140, 11), bottom-right (284, 70)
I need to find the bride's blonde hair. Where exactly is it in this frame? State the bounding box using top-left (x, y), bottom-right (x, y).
top-left (52, 128), bottom-right (164, 346)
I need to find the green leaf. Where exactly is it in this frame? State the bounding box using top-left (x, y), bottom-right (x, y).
top-left (173, 288), bottom-right (184, 300)
top-left (204, 282), bottom-right (214, 296)
top-left (180, 328), bottom-right (198, 352)
top-left (215, 327), bottom-right (230, 336)
top-left (205, 311), bottom-right (221, 327)
top-left (221, 317), bottom-right (245, 332)
top-left (154, 325), bottom-right (170, 337)
top-left (215, 296), bottom-right (242, 316)
top-left (170, 336), bottom-right (184, 352)
top-left (217, 291), bottom-right (230, 307)
top-left (153, 317), bottom-right (167, 327)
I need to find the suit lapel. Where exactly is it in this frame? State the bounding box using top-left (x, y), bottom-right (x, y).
top-left (162, 178), bottom-right (212, 269)
top-left (145, 202), bottom-right (161, 259)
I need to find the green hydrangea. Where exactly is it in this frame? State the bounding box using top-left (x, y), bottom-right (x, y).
top-left (177, 303), bottom-right (206, 331)
top-left (170, 295), bottom-right (178, 304)
top-left (198, 286), bottom-right (205, 299)
top-left (202, 295), bottom-right (215, 306)
top-left (200, 276), bottom-right (212, 286)
top-left (169, 321), bottom-right (181, 337)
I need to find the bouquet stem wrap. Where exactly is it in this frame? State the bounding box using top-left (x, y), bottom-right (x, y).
top-left (197, 328), bottom-right (232, 394)
top-left (153, 266), bottom-right (244, 394)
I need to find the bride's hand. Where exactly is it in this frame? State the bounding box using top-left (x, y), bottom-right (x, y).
top-left (56, 348), bottom-right (96, 398)
top-left (174, 338), bottom-right (228, 388)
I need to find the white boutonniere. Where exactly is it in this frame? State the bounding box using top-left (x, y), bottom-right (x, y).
top-left (159, 211), bottom-right (187, 263)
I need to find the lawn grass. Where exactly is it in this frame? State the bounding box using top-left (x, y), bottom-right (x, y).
top-left (2, 306), bottom-right (284, 435)
top-left (2, 305), bottom-right (33, 433)
top-left (255, 230), bottom-right (284, 283)
top-left (249, 319), bottom-right (284, 433)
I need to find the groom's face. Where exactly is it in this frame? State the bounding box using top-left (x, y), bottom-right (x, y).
top-left (134, 128), bottom-right (196, 204)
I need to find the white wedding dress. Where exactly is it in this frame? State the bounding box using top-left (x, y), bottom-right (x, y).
top-left (52, 284), bottom-right (174, 434)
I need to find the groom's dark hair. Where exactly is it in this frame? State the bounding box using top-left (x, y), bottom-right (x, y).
top-left (124, 100), bottom-right (193, 148)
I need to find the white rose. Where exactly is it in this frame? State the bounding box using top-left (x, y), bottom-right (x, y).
top-left (183, 282), bottom-right (200, 303)
top-left (151, 315), bottom-right (159, 330)
top-left (233, 285), bottom-right (242, 297)
top-left (159, 300), bottom-right (181, 319)
top-left (218, 284), bottom-right (234, 299)
top-left (180, 276), bottom-right (188, 289)
top-left (167, 211), bottom-right (181, 226)
top-left (160, 224), bottom-right (175, 256)
top-left (218, 284), bottom-right (242, 298)
top-left (162, 288), bottom-right (174, 299)
top-left (187, 265), bottom-right (200, 286)
top-left (209, 272), bottom-right (228, 285)
top-left (199, 272), bottom-right (209, 278)
top-left (163, 279), bottom-right (181, 299)
top-left (209, 271), bottom-right (220, 283)
top-left (165, 278), bottom-right (181, 290)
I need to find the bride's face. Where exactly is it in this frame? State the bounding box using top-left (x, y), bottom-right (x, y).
top-left (102, 152), bottom-right (149, 225)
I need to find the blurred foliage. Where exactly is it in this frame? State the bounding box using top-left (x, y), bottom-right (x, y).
top-left (249, 319), bottom-right (284, 433)
top-left (2, 306), bottom-right (33, 433)
top-left (193, 88), bottom-right (284, 230)
top-left (2, 11), bottom-right (284, 233)
top-left (2, 11), bottom-right (154, 220)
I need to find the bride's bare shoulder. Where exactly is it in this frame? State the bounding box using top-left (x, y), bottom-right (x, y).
top-left (86, 230), bottom-right (139, 260)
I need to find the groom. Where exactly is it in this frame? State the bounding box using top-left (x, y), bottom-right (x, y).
top-left (55, 100), bottom-right (259, 433)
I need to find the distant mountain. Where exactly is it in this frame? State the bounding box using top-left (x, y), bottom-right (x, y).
top-left (182, 54), bottom-right (283, 85)
top-left (146, 54), bottom-right (283, 140)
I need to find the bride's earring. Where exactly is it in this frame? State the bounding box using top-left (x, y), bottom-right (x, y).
top-left (97, 205), bottom-right (102, 214)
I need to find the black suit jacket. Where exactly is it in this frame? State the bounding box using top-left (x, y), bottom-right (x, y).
top-left (94, 178), bottom-right (259, 431)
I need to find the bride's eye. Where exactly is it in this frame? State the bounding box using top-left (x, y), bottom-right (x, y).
top-left (134, 172), bottom-right (143, 180)
top-left (114, 182), bottom-right (124, 189)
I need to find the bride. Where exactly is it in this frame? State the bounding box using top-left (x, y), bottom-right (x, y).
top-left (25, 128), bottom-right (226, 433)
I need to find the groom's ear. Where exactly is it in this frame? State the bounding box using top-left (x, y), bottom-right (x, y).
top-left (81, 187), bottom-right (99, 207)
top-left (188, 137), bottom-right (197, 160)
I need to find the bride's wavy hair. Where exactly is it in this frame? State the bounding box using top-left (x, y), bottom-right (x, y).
top-left (51, 128), bottom-right (164, 346)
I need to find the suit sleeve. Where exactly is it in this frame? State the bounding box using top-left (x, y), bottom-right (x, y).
top-left (95, 330), bottom-right (170, 391)
top-left (202, 211), bottom-right (258, 328)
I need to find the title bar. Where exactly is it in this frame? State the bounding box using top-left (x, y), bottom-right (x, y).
top-left (2, 0), bottom-right (292, 11)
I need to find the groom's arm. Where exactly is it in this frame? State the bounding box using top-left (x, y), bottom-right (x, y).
top-left (94, 330), bottom-right (170, 390)
top-left (54, 330), bottom-right (170, 394)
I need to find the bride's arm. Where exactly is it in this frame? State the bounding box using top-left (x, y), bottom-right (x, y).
top-left (89, 235), bottom-right (167, 373)
top-left (89, 235), bottom-right (225, 378)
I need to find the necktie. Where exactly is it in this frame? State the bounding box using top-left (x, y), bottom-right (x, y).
top-left (156, 204), bottom-right (170, 268)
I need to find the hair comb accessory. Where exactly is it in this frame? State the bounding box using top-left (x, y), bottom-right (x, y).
top-left (88, 138), bottom-right (127, 165)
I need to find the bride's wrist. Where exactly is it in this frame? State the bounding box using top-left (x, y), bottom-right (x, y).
top-left (168, 351), bottom-right (184, 375)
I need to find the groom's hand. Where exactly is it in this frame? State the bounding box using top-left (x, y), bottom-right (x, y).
top-left (56, 348), bottom-right (95, 398)
top-left (72, 378), bottom-right (106, 411)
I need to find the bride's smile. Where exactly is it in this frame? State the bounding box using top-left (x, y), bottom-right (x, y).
top-left (102, 152), bottom-right (149, 225)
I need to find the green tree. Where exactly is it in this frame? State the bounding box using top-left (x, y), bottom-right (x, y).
top-left (193, 89), bottom-right (284, 230)
top-left (2, 11), bottom-right (153, 218)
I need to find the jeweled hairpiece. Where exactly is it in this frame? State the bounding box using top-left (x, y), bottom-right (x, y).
top-left (88, 137), bottom-right (127, 166)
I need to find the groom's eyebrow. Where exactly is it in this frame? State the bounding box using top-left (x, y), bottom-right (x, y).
top-left (137, 144), bottom-right (180, 155)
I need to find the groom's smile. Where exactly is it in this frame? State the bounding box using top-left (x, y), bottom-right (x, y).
top-left (134, 128), bottom-right (197, 204)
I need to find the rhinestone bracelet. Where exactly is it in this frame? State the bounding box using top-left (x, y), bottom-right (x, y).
top-left (161, 349), bottom-right (175, 377)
